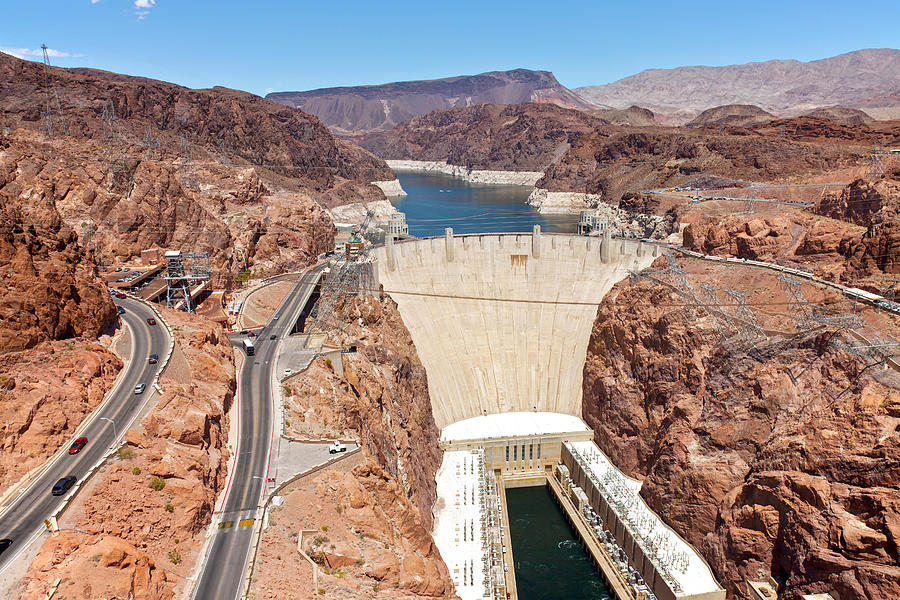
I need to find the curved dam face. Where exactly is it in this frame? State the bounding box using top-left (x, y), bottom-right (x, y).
top-left (374, 230), bottom-right (658, 429)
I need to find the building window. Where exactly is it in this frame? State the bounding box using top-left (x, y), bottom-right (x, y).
top-left (505, 446), bottom-right (509, 462)
top-left (529, 444), bottom-right (533, 460)
top-left (513, 445), bottom-right (517, 461)
top-left (537, 444), bottom-right (541, 459)
top-left (522, 445), bottom-right (525, 461)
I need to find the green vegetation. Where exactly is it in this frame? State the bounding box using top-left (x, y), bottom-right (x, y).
top-left (234, 268), bottom-right (252, 283)
top-left (165, 502), bottom-right (175, 513)
top-left (168, 548), bottom-right (182, 565)
top-left (117, 446), bottom-right (135, 460)
top-left (149, 476), bottom-right (166, 491)
top-left (132, 467), bottom-right (142, 476)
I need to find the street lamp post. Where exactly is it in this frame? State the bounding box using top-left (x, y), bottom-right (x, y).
top-left (99, 417), bottom-right (117, 447)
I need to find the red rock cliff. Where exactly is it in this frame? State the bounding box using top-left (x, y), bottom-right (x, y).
top-left (582, 276), bottom-right (900, 600)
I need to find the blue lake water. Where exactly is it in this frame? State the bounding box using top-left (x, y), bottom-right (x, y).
top-left (391, 171), bottom-right (579, 238)
top-left (507, 486), bottom-right (613, 600)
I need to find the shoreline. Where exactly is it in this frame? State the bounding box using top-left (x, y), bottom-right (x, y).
top-left (386, 159), bottom-right (544, 187)
top-left (371, 179), bottom-right (407, 197)
top-left (527, 189), bottom-right (603, 214)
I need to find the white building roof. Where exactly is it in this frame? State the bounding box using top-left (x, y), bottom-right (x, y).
top-left (441, 412), bottom-right (590, 444)
top-left (432, 450), bottom-right (490, 600)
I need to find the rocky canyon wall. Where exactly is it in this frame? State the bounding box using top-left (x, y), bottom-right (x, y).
top-left (272, 293), bottom-right (453, 598)
top-left (582, 272), bottom-right (900, 600)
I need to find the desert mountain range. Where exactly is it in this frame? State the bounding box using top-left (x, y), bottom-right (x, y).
top-left (575, 48), bottom-right (900, 122)
top-left (266, 69), bottom-right (595, 135)
top-left (268, 49), bottom-right (900, 133)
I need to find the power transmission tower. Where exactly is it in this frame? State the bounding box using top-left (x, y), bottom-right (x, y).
top-left (868, 145), bottom-right (886, 177)
top-left (881, 275), bottom-right (900, 300)
top-left (697, 283), bottom-right (736, 337)
top-left (40, 44), bottom-right (68, 139)
top-left (725, 289), bottom-right (765, 341)
top-left (101, 101), bottom-right (132, 194)
top-left (303, 210), bottom-right (379, 347)
top-left (778, 274), bottom-right (861, 332)
top-left (141, 126), bottom-right (160, 160)
top-left (778, 274), bottom-right (817, 331)
top-left (179, 132), bottom-right (198, 189)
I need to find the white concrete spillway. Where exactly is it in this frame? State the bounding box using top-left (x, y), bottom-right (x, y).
top-left (374, 229), bottom-right (658, 429)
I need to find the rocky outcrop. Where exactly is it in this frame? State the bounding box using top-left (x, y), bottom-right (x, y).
top-left (0, 51), bottom-right (392, 187)
top-left (268, 68), bottom-right (595, 135)
top-left (17, 309), bottom-right (235, 600)
top-left (582, 274), bottom-right (900, 600)
top-left (804, 106), bottom-right (875, 125)
top-left (682, 211), bottom-right (867, 281)
top-left (537, 129), bottom-right (865, 201)
top-left (686, 104), bottom-right (776, 128)
top-left (19, 532), bottom-right (171, 600)
top-left (0, 341), bottom-right (121, 493)
top-left (287, 294), bottom-right (442, 525)
top-left (360, 102), bottom-right (610, 172)
top-left (250, 453), bottom-right (453, 599)
top-left (0, 145), bottom-right (117, 352)
top-left (1, 127), bottom-right (335, 279)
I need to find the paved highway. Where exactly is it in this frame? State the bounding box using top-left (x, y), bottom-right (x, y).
top-left (0, 297), bottom-right (169, 571)
top-left (192, 265), bottom-right (325, 600)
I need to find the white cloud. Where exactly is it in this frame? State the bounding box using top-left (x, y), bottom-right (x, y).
top-left (134, 0), bottom-right (155, 19)
top-left (90, 0), bottom-right (101, 4)
top-left (0, 46), bottom-right (83, 59)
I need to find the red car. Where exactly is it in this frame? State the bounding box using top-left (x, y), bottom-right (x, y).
top-left (68, 437), bottom-right (88, 455)
top-left (147, 318), bottom-right (156, 326)
top-left (115, 292), bottom-right (126, 299)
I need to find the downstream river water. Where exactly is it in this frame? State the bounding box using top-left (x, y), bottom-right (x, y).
top-left (507, 486), bottom-right (613, 600)
top-left (392, 171), bottom-right (579, 237)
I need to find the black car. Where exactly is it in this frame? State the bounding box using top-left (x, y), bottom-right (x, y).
top-left (0, 539), bottom-right (11, 555)
top-left (148, 353), bottom-right (159, 364)
top-left (269, 334), bottom-right (277, 340)
top-left (51, 475), bottom-right (77, 496)
top-left (116, 305), bottom-right (125, 314)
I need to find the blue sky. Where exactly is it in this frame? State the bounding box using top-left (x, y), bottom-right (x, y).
top-left (2, 1), bottom-right (898, 97)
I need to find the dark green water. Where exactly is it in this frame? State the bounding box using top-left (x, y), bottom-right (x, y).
top-left (507, 486), bottom-right (613, 600)
top-left (392, 171), bottom-right (579, 237)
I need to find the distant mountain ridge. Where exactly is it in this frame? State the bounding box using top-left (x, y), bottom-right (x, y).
top-left (267, 69), bottom-right (596, 135)
top-left (575, 48), bottom-right (900, 122)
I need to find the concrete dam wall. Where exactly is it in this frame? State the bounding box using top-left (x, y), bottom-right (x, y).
top-left (374, 230), bottom-right (658, 430)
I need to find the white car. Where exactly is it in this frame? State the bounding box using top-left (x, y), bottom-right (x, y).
top-left (134, 383), bottom-right (146, 395)
top-left (329, 441), bottom-right (347, 454)
top-left (283, 368), bottom-right (292, 378)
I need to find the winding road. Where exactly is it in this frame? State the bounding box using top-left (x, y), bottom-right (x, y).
top-left (192, 264), bottom-right (325, 600)
top-left (0, 297), bottom-right (169, 572)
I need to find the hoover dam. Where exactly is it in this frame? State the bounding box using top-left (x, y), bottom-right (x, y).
top-left (375, 227), bottom-right (658, 428)
top-left (374, 228), bottom-right (727, 600)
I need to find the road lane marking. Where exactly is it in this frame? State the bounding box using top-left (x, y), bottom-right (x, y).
top-left (218, 521), bottom-right (234, 529)
top-left (238, 518), bottom-right (255, 527)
